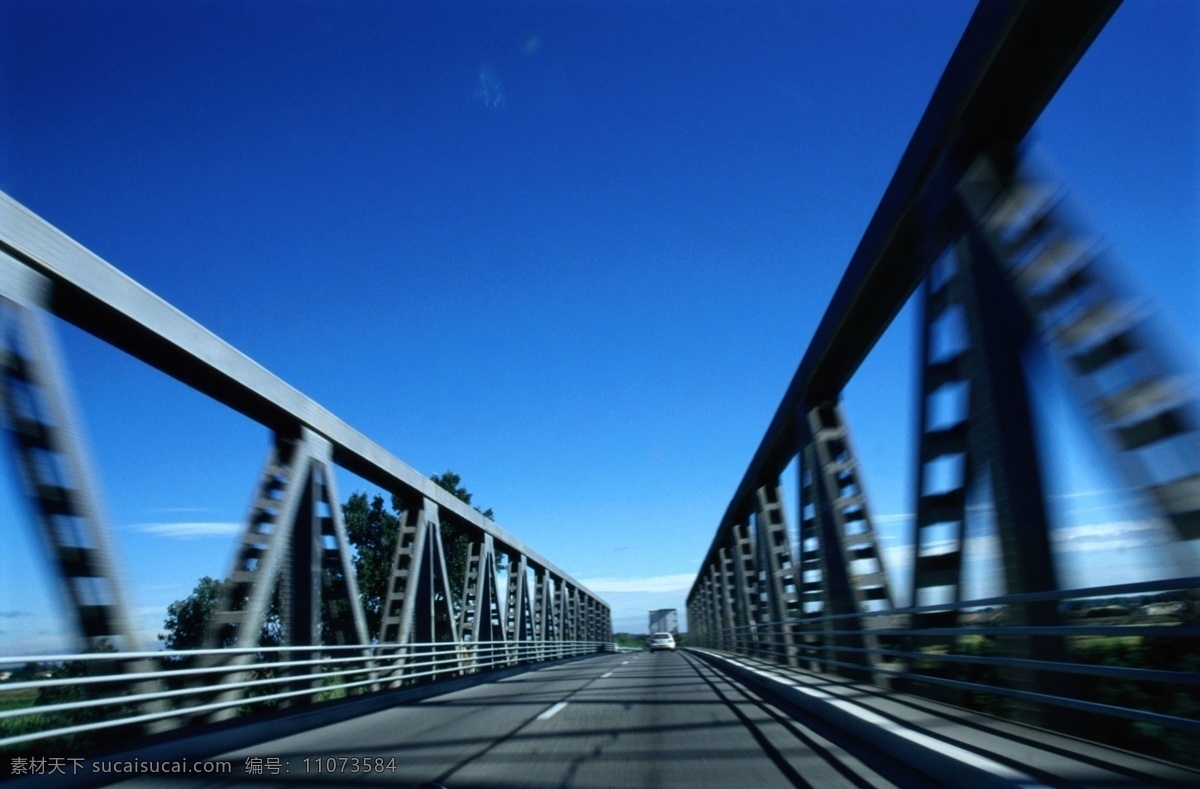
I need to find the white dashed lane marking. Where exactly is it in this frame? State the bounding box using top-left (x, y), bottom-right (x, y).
top-left (537, 701), bottom-right (569, 721)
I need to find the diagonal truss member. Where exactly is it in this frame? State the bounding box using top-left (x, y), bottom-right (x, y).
top-left (206, 427), bottom-right (368, 649)
top-left (379, 497), bottom-right (459, 647)
top-left (459, 533), bottom-right (504, 644)
top-left (0, 258), bottom-right (136, 651)
top-left (961, 156), bottom-right (1200, 543)
top-left (799, 400), bottom-right (894, 672)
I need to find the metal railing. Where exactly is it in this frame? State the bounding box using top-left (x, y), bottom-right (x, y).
top-left (691, 578), bottom-right (1200, 742)
top-left (0, 639), bottom-right (613, 750)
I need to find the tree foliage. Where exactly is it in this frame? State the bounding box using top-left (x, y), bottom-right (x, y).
top-left (159, 576), bottom-right (224, 651)
top-left (342, 492), bottom-right (400, 640)
top-left (159, 576), bottom-right (281, 651)
top-left (339, 471), bottom-right (495, 640)
top-left (430, 470), bottom-right (496, 616)
top-left (429, 470), bottom-right (494, 522)
top-left (156, 473), bottom-right (495, 648)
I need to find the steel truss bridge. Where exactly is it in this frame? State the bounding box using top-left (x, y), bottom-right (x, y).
top-left (2, 1), bottom-right (1199, 786)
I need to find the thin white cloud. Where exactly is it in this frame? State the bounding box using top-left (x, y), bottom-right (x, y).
top-left (1050, 489), bottom-right (1120, 501)
top-left (580, 573), bottom-right (696, 594)
top-left (142, 506), bottom-right (219, 515)
top-left (1051, 520), bottom-right (1172, 552)
top-left (475, 63), bottom-right (505, 109)
top-left (132, 522), bottom-right (242, 540)
top-left (893, 522), bottom-right (1176, 563)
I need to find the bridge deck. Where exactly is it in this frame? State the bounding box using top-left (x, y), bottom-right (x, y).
top-left (25, 651), bottom-right (1199, 788)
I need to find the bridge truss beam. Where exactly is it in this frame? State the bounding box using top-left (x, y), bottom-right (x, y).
top-left (0, 198), bottom-right (611, 661)
top-left (688, 0), bottom-right (1200, 739)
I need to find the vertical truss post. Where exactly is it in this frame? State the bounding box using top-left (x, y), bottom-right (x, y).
top-left (801, 400), bottom-right (894, 677)
top-left (904, 185), bottom-right (1067, 718)
top-left (706, 566), bottom-right (722, 649)
top-left (505, 555), bottom-right (529, 640)
top-left (311, 456), bottom-right (370, 649)
top-left (956, 221), bottom-right (1069, 722)
top-left (414, 503), bottom-right (460, 645)
top-left (533, 568), bottom-right (547, 636)
top-left (716, 546), bottom-right (736, 652)
top-left (592, 598), bottom-right (602, 642)
top-left (909, 262), bottom-right (973, 653)
top-left (377, 497), bottom-right (460, 682)
top-left (573, 592), bottom-right (588, 642)
top-left (566, 586), bottom-right (579, 643)
top-left (796, 455), bottom-right (825, 669)
top-left (728, 520), bottom-right (759, 656)
top-left (0, 264), bottom-right (136, 651)
top-left (554, 583), bottom-right (566, 649)
top-left (755, 481), bottom-right (801, 665)
top-left (692, 572), bottom-right (712, 649)
top-left (535, 568), bottom-right (552, 661)
top-left (281, 439), bottom-right (320, 706)
top-left (587, 597), bottom-right (596, 645)
top-left (458, 539), bottom-right (482, 640)
top-left (459, 533), bottom-right (504, 667)
top-left (689, 573), bottom-right (705, 648)
top-left (708, 570), bottom-right (720, 648)
top-left (700, 570), bottom-right (710, 647)
top-left (555, 583), bottom-right (569, 656)
top-left (686, 585), bottom-right (701, 649)
top-left (380, 503), bottom-right (424, 647)
top-left (577, 593), bottom-right (587, 647)
top-left (959, 228), bottom-right (1060, 628)
top-left (505, 554), bottom-right (531, 661)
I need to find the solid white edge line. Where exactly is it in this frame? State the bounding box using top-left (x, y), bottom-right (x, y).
top-left (700, 651), bottom-right (1047, 788)
top-left (537, 701), bottom-right (569, 721)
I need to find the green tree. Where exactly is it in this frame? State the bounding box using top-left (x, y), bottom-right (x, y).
top-left (159, 576), bottom-right (282, 650)
top-left (159, 576), bottom-right (224, 650)
top-left (342, 492), bottom-right (400, 640)
top-left (339, 472), bottom-right (495, 641)
top-left (430, 470), bottom-right (496, 615)
top-left (429, 470), bottom-right (494, 523)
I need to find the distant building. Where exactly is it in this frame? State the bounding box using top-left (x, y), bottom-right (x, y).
top-left (649, 609), bottom-right (678, 635)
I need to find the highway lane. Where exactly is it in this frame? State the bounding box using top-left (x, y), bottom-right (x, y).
top-left (106, 650), bottom-right (929, 788)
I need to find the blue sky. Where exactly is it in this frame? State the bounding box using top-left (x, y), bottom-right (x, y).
top-left (1, 1), bottom-right (1196, 651)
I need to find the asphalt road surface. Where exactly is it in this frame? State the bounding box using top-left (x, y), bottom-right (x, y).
top-left (108, 650), bottom-right (934, 788)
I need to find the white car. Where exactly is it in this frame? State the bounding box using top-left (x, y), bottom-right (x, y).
top-left (649, 632), bottom-right (676, 652)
